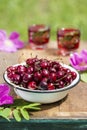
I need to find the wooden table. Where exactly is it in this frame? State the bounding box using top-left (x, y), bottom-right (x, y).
top-left (0, 41), bottom-right (87, 130)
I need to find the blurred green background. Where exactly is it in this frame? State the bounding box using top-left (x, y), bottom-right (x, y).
top-left (0, 0), bottom-right (87, 41)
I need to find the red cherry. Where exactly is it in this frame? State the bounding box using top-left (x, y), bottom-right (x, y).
top-left (17, 65), bottom-right (27, 74)
top-left (34, 71), bottom-right (42, 82)
top-left (42, 69), bottom-right (49, 77)
top-left (58, 81), bottom-right (64, 88)
top-left (7, 66), bottom-right (17, 73)
top-left (12, 74), bottom-right (21, 85)
top-left (27, 66), bottom-right (34, 74)
top-left (40, 61), bottom-right (48, 69)
top-left (57, 71), bottom-right (64, 79)
top-left (71, 71), bottom-right (77, 80)
top-left (26, 57), bottom-right (37, 66)
top-left (23, 73), bottom-right (32, 83)
top-left (39, 80), bottom-right (48, 90)
top-left (27, 81), bottom-right (36, 90)
top-left (49, 72), bottom-right (57, 82)
top-left (48, 83), bottom-right (55, 90)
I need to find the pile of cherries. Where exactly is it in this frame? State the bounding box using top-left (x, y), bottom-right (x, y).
top-left (6, 57), bottom-right (77, 90)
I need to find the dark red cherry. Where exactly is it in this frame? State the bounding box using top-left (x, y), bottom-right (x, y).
top-left (27, 66), bottom-right (34, 74)
top-left (12, 74), bottom-right (21, 85)
top-left (66, 68), bottom-right (71, 73)
top-left (27, 81), bottom-right (36, 90)
top-left (7, 66), bottom-right (17, 73)
top-left (34, 71), bottom-right (42, 82)
top-left (71, 71), bottom-right (77, 80)
top-left (57, 71), bottom-right (65, 79)
top-left (7, 73), bottom-right (15, 81)
top-left (39, 80), bottom-right (48, 90)
top-left (42, 69), bottom-right (49, 77)
top-left (41, 78), bottom-right (48, 83)
top-left (49, 72), bottom-right (57, 82)
top-left (40, 61), bottom-right (48, 69)
top-left (48, 83), bottom-right (55, 90)
top-left (23, 73), bottom-right (32, 83)
top-left (58, 81), bottom-right (64, 88)
top-left (17, 65), bottom-right (27, 74)
top-left (64, 74), bottom-right (72, 84)
top-left (26, 57), bottom-right (37, 66)
top-left (52, 62), bottom-right (60, 70)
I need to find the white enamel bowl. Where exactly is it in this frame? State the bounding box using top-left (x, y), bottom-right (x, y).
top-left (4, 63), bottom-right (80, 104)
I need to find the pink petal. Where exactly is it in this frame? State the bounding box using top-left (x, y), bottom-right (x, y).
top-left (72, 65), bottom-right (87, 71)
top-left (9, 32), bottom-right (20, 40)
top-left (81, 49), bottom-right (87, 63)
top-left (11, 39), bottom-right (24, 49)
top-left (0, 40), bottom-right (17, 52)
top-left (0, 95), bottom-right (13, 105)
top-left (70, 50), bottom-right (87, 71)
top-left (0, 84), bottom-right (10, 96)
top-left (0, 30), bottom-right (24, 52)
top-left (70, 53), bottom-right (83, 66)
top-left (0, 30), bottom-right (7, 41)
top-left (0, 84), bottom-right (14, 105)
top-left (3, 44), bottom-right (17, 52)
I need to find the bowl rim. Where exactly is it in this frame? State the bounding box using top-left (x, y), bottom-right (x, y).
top-left (3, 62), bottom-right (80, 93)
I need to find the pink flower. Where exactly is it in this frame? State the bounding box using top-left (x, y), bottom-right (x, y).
top-left (0, 84), bottom-right (14, 106)
top-left (0, 30), bottom-right (24, 52)
top-left (70, 49), bottom-right (87, 71)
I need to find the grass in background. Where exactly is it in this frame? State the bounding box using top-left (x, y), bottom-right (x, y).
top-left (0, 0), bottom-right (87, 41)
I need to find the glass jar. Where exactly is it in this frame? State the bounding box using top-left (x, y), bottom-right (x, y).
top-left (57, 28), bottom-right (80, 56)
top-left (28, 24), bottom-right (50, 49)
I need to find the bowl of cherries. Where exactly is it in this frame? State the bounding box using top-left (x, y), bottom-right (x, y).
top-left (4, 57), bottom-right (80, 104)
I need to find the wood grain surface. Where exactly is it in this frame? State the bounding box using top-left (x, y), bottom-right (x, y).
top-left (0, 41), bottom-right (87, 119)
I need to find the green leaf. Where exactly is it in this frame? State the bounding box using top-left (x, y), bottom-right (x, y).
top-left (0, 108), bottom-right (11, 121)
top-left (13, 109), bottom-right (21, 122)
top-left (28, 106), bottom-right (41, 110)
top-left (22, 103), bottom-right (41, 110)
top-left (20, 108), bottom-right (29, 120)
top-left (81, 71), bottom-right (87, 83)
top-left (2, 108), bottom-right (11, 117)
top-left (0, 107), bottom-right (4, 110)
top-left (0, 109), bottom-right (4, 116)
